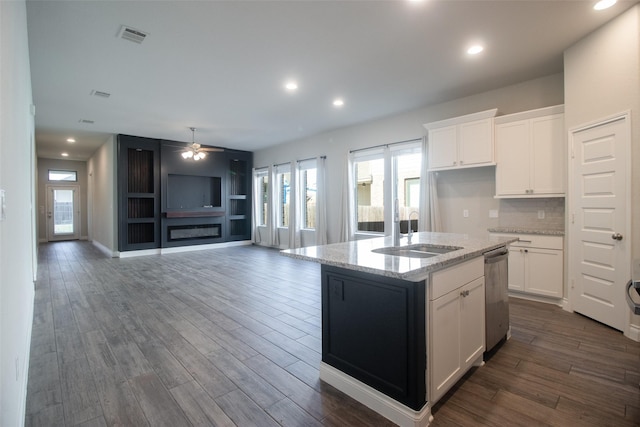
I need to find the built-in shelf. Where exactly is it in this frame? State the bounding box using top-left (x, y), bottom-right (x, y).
top-left (165, 211), bottom-right (226, 218)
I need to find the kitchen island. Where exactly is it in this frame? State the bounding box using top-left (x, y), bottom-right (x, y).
top-left (282, 232), bottom-right (516, 427)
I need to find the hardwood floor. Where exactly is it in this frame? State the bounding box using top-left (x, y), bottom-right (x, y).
top-left (25, 241), bottom-right (639, 426)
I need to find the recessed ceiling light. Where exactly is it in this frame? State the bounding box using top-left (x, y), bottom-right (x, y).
top-left (66, 138), bottom-right (76, 143)
top-left (594, 0), bottom-right (616, 10)
top-left (61, 152), bottom-right (69, 157)
top-left (333, 98), bottom-right (344, 107)
top-left (467, 45), bottom-right (484, 55)
top-left (284, 81), bottom-right (298, 91)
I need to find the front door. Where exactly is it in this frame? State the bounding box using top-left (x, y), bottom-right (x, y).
top-left (570, 114), bottom-right (630, 332)
top-left (46, 185), bottom-right (80, 241)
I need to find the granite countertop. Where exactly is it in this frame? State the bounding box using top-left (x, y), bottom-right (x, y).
top-left (487, 227), bottom-right (565, 236)
top-left (281, 232), bottom-right (517, 282)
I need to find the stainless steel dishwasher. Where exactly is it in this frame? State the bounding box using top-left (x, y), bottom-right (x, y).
top-left (484, 246), bottom-right (509, 352)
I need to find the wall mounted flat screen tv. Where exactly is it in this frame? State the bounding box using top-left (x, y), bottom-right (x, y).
top-left (167, 174), bottom-right (222, 209)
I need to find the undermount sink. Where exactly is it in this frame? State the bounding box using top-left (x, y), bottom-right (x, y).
top-left (372, 244), bottom-right (463, 258)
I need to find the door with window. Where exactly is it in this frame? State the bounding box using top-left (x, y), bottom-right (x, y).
top-left (351, 142), bottom-right (422, 238)
top-left (46, 185), bottom-right (80, 241)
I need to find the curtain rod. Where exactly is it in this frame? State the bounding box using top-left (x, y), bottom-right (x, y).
top-left (297, 155), bottom-right (326, 163)
top-left (349, 137), bottom-right (423, 154)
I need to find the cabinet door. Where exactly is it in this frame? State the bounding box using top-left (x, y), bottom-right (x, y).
top-left (530, 114), bottom-right (565, 195)
top-left (459, 277), bottom-right (485, 368)
top-left (428, 125), bottom-right (458, 169)
top-left (459, 118), bottom-right (493, 167)
top-left (429, 288), bottom-right (461, 403)
top-left (495, 120), bottom-right (531, 196)
top-left (526, 248), bottom-right (563, 297)
top-left (507, 247), bottom-right (526, 291)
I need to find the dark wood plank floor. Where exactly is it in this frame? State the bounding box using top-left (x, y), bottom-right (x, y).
top-left (25, 241), bottom-right (640, 426)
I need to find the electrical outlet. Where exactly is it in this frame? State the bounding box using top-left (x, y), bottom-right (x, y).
top-left (489, 209), bottom-right (499, 218)
top-left (538, 210), bottom-right (545, 219)
top-left (463, 209), bottom-right (469, 218)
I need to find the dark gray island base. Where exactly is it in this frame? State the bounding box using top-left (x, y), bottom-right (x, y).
top-left (322, 264), bottom-right (426, 411)
top-left (282, 232), bottom-right (516, 427)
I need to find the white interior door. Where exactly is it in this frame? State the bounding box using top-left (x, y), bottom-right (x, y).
top-left (570, 115), bottom-right (630, 332)
top-left (46, 185), bottom-right (80, 241)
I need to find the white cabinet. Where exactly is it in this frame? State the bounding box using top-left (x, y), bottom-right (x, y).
top-left (425, 109), bottom-right (498, 171)
top-left (491, 233), bottom-right (564, 299)
top-left (428, 257), bottom-right (485, 404)
top-left (495, 105), bottom-right (565, 197)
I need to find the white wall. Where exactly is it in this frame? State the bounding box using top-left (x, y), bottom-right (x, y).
top-left (0, 1), bottom-right (37, 425)
top-left (564, 4), bottom-right (640, 334)
top-left (254, 73), bottom-right (564, 243)
top-left (36, 158), bottom-right (88, 241)
top-left (87, 135), bottom-right (117, 255)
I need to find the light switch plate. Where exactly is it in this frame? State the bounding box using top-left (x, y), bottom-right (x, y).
top-left (489, 209), bottom-right (499, 218)
top-left (538, 210), bottom-right (545, 219)
top-left (463, 209), bottom-right (469, 218)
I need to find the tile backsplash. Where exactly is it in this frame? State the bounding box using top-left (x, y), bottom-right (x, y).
top-left (498, 198), bottom-right (565, 230)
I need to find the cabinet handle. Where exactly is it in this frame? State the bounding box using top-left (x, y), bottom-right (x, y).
top-left (460, 160), bottom-right (464, 165)
top-left (518, 240), bottom-right (532, 243)
top-left (611, 233), bottom-right (623, 241)
top-left (460, 290), bottom-right (470, 297)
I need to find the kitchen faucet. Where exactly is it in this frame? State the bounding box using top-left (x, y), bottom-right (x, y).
top-left (407, 211), bottom-right (419, 244)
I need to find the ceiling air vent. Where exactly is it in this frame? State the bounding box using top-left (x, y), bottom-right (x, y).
top-left (79, 119), bottom-right (95, 124)
top-left (118, 25), bottom-right (148, 44)
top-left (90, 90), bottom-right (111, 98)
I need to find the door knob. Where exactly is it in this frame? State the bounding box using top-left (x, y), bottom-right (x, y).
top-left (611, 233), bottom-right (623, 241)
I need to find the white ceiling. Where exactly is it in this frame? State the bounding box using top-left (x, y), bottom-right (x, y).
top-left (26, 0), bottom-right (637, 161)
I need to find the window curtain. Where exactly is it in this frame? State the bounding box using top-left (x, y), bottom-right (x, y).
top-left (315, 156), bottom-right (328, 245)
top-left (340, 151), bottom-right (356, 242)
top-left (419, 137), bottom-right (430, 232)
top-left (428, 171), bottom-right (442, 232)
top-left (270, 165), bottom-right (280, 247)
top-left (419, 136), bottom-right (442, 232)
top-left (288, 162), bottom-right (301, 249)
top-left (251, 168), bottom-right (263, 243)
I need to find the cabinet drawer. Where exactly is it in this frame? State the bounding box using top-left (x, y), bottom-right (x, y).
top-left (490, 233), bottom-right (563, 250)
top-left (430, 257), bottom-right (484, 300)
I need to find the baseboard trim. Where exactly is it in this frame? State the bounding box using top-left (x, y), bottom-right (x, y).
top-left (625, 324), bottom-right (640, 342)
top-left (319, 362), bottom-right (431, 427)
top-left (508, 291), bottom-right (563, 307)
top-left (117, 240), bottom-right (252, 258)
top-left (91, 240), bottom-right (117, 258)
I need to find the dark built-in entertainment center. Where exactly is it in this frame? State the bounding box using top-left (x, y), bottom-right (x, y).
top-left (117, 134), bottom-right (252, 252)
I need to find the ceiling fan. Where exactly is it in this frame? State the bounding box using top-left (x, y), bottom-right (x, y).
top-left (181, 127), bottom-right (224, 160)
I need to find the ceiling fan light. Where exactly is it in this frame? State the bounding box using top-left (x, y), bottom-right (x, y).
top-left (182, 150), bottom-right (193, 159)
top-left (197, 151), bottom-right (206, 159)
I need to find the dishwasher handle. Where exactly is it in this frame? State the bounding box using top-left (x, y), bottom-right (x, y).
top-left (484, 247), bottom-right (508, 264)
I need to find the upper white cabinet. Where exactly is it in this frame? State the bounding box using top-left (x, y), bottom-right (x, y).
top-left (424, 109), bottom-right (498, 171)
top-left (495, 105), bottom-right (565, 198)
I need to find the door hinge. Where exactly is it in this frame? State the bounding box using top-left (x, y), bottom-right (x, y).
top-left (571, 213), bottom-right (575, 224)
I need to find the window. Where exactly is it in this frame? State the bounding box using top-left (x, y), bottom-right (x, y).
top-left (351, 142), bottom-right (422, 236)
top-left (48, 170), bottom-right (77, 182)
top-left (299, 160), bottom-right (317, 230)
top-left (352, 150), bottom-right (385, 233)
top-left (275, 164), bottom-right (291, 228)
top-left (393, 146), bottom-right (422, 233)
top-left (254, 168), bottom-right (269, 227)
